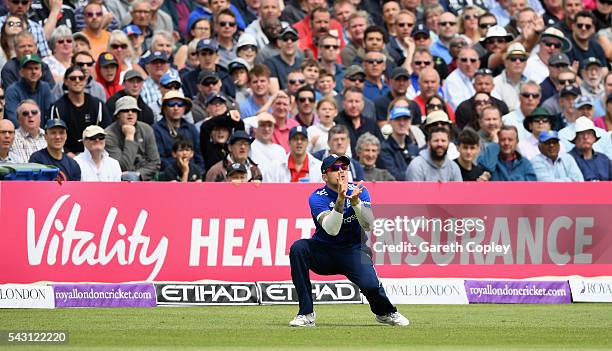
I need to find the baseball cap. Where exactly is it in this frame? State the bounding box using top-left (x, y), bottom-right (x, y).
top-left (226, 162), bottom-right (248, 176)
top-left (124, 69), bottom-right (144, 81)
top-left (206, 93), bottom-right (228, 106)
top-left (160, 71), bottom-right (182, 87)
top-left (237, 33), bottom-right (257, 50)
top-left (19, 54), bottom-right (42, 68)
top-left (123, 24), bottom-right (142, 36)
top-left (114, 96), bottom-right (141, 115)
top-left (98, 52), bottom-right (118, 67)
top-left (257, 112), bottom-right (275, 125)
top-left (320, 154), bottom-right (350, 173)
top-left (425, 110), bottom-right (451, 126)
top-left (559, 85), bottom-right (581, 97)
top-left (289, 126), bottom-right (308, 141)
top-left (197, 38), bottom-right (218, 53)
top-left (145, 51), bottom-right (169, 64)
top-left (228, 130), bottom-right (254, 145)
top-left (198, 70), bottom-right (219, 84)
top-left (411, 24), bottom-right (430, 37)
top-left (505, 42), bottom-right (528, 59)
top-left (44, 119), bottom-right (67, 130)
top-left (574, 96), bottom-right (593, 109)
top-left (391, 67), bottom-right (410, 80)
top-left (279, 25), bottom-right (298, 38)
top-left (82, 125), bottom-right (107, 140)
top-left (228, 58), bottom-right (250, 73)
top-left (72, 32), bottom-right (90, 45)
top-left (344, 65), bottom-right (365, 78)
top-left (389, 106), bottom-right (411, 120)
top-left (474, 68), bottom-right (494, 78)
top-left (538, 130), bottom-right (560, 143)
top-left (580, 57), bottom-right (603, 70)
top-left (549, 53), bottom-right (570, 66)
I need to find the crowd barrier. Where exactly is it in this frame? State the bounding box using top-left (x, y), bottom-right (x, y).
top-left (1, 181), bottom-right (611, 308)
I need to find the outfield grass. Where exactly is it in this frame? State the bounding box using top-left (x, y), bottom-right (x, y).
top-left (1, 304), bottom-right (611, 350)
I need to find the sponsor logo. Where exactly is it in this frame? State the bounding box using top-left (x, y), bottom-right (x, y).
top-left (0, 285), bottom-right (54, 308)
top-left (258, 281), bottom-right (362, 304)
top-left (53, 283), bottom-right (156, 308)
top-left (465, 280), bottom-right (571, 304)
top-left (569, 280), bottom-right (612, 302)
top-left (156, 283), bottom-right (259, 305)
top-left (380, 279), bottom-right (468, 304)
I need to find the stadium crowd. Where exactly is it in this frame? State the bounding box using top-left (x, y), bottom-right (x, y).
top-left (0, 0), bottom-right (610, 182)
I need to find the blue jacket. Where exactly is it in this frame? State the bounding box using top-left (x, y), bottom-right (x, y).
top-left (477, 143), bottom-right (537, 181)
top-left (312, 149), bottom-right (365, 181)
top-left (153, 118), bottom-right (204, 171)
top-left (5, 78), bottom-right (53, 126)
top-left (379, 135), bottom-right (420, 181)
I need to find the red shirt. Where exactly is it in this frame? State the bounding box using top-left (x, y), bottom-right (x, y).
top-left (293, 16), bottom-right (345, 63)
top-left (414, 94), bottom-right (456, 123)
top-left (288, 154), bottom-right (310, 182)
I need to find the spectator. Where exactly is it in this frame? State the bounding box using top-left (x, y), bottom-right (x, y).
top-left (430, 12), bottom-right (458, 64)
top-left (295, 7), bottom-right (345, 61)
top-left (1, 31), bottom-right (55, 90)
top-left (312, 124), bottom-right (364, 181)
top-left (579, 57), bottom-right (606, 113)
top-left (567, 10), bottom-right (607, 65)
top-left (175, 18), bottom-right (213, 70)
top-left (74, 125), bottom-right (122, 181)
top-left (105, 96), bottom-right (160, 181)
top-left (249, 112), bottom-right (286, 173)
top-left (594, 93), bottom-right (612, 131)
top-left (95, 52), bottom-right (123, 100)
top-left (443, 46), bottom-right (480, 109)
top-left (43, 25), bottom-right (74, 84)
top-left (50, 65), bottom-right (111, 155)
top-left (531, 130), bottom-right (584, 181)
top-left (29, 119), bottom-right (81, 181)
top-left (456, 68), bottom-right (509, 130)
top-left (81, 2), bottom-right (112, 58)
top-left (492, 43), bottom-right (529, 112)
top-left (235, 33), bottom-right (259, 68)
top-left (386, 10), bottom-right (416, 68)
top-left (503, 80), bottom-right (542, 142)
top-left (225, 162), bottom-right (249, 182)
top-left (294, 86), bottom-right (318, 128)
top-left (213, 9), bottom-right (239, 68)
top-left (554, 83), bottom-right (582, 127)
top-left (539, 52), bottom-right (572, 103)
top-left (478, 104), bottom-right (504, 147)
top-left (153, 91), bottom-right (203, 171)
top-left (422, 109), bottom-right (460, 160)
top-left (356, 132), bottom-right (395, 181)
top-left (332, 0), bottom-right (354, 41)
top-left (413, 68), bottom-right (453, 122)
top-left (124, 25), bottom-right (145, 59)
top-left (0, 119), bottom-right (17, 163)
top-left (553, 0), bottom-right (583, 37)
top-left (128, 0), bottom-right (155, 51)
top-left (140, 51), bottom-right (171, 111)
top-left (265, 126), bottom-right (323, 182)
top-left (181, 38), bottom-right (235, 100)
top-left (406, 48), bottom-right (441, 99)
top-left (0, 0), bottom-right (50, 57)
top-left (199, 109), bottom-right (244, 172)
top-left (340, 11), bottom-right (368, 66)
top-left (160, 138), bottom-right (204, 182)
top-left (269, 91), bottom-right (300, 152)
top-left (455, 127), bottom-right (489, 181)
top-left (244, 0), bottom-right (287, 48)
top-left (107, 69), bottom-right (156, 125)
top-left (335, 87), bottom-right (384, 155)
top-left (5, 54), bottom-right (53, 125)
top-left (254, 17), bottom-right (284, 64)
top-left (74, 0), bottom-right (117, 32)
top-left (317, 35), bottom-right (344, 92)
top-left (10, 99), bottom-right (46, 163)
top-left (229, 58), bottom-right (251, 104)
top-left (192, 72), bottom-right (235, 124)
top-left (405, 126), bottom-right (462, 181)
top-left (62, 51), bottom-right (107, 102)
top-left (108, 30), bottom-right (142, 82)
top-left (0, 14), bottom-right (26, 68)
top-left (523, 27), bottom-right (571, 84)
top-left (375, 67), bottom-right (421, 126)
top-left (519, 107), bottom-right (556, 160)
top-left (479, 25), bottom-right (513, 74)
top-left (156, 70), bottom-right (193, 122)
top-left (206, 130), bottom-right (263, 182)
top-left (568, 116), bottom-right (611, 181)
top-left (380, 106), bottom-right (420, 181)
top-left (362, 50), bottom-right (389, 102)
top-left (308, 97), bottom-right (337, 154)
top-left (477, 125), bottom-right (537, 181)
top-left (410, 24), bottom-right (449, 80)
top-left (558, 96), bottom-right (612, 158)
top-left (335, 65), bottom-right (377, 121)
top-left (266, 26), bottom-right (303, 92)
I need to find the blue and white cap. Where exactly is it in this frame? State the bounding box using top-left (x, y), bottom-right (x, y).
top-left (320, 154), bottom-right (351, 173)
top-left (289, 126), bottom-right (308, 141)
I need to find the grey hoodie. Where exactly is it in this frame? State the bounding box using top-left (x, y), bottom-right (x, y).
top-left (405, 148), bottom-right (462, 182)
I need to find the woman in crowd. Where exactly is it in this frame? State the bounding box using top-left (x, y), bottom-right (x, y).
top-left (458, 6), bottom-right (484, 44)
top-left (425, 94), bottom-right (456, 122)
top-left (175, 18), bottom-right (213, 70)
top-left (108, 30), bottom-right (144, 82)
top-left (308, 97), bottom-right (338, 154)
top-left (0, 14), bottom-right (26, 67)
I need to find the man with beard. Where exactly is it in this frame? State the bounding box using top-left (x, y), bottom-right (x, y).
top-left (405, 126), bottom-right (462, 181)
top-left (477, 125), bottom-right (537, 181)
top-left (295, 7), bottom-right (345, 60)
top-left (579, 58), bottom-right (606, 112)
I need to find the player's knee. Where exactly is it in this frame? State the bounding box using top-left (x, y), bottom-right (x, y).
top-left (289, 239), bottom-right (310, 257)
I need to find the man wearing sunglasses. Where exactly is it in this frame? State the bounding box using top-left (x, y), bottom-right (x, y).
top-left (74, 125), bottom-right (122, 181)
top-left (294, 7), bottom-right (345, 61)
top-left (288, 153), bottom-right (409, 327)
top-left (567, 10), bottom-right (607, 66)
top-left (213, 9), bottom-right (239, 68)
top-left (11, 99), bottom-right (46, 162)
top-left (492, 43), bottom-right (529, 113)
top-left (430, 12), bottom-right (458, 65)
top-left (81, 2), bottom-right (112, 59)
top-left (0, 0), bottom-right (50, 57)
top-left (443, 46), bottom-right (480, 109)
top-left (537, 52), bottom-right (571, 103)
top-left (49, 65), bottom-right (111, 156)
top-left (267, 26), bottom-right (304, 92)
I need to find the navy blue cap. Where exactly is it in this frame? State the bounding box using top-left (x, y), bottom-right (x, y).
top-left (205, 93), bottom-right (228, 106)
top-left (145, 51), bottom-right (169, 64)
top-left (98, 52), bottom-right (118, 67)
top-left (559, 85), bottom-right (580, 97)
top-left (580, 57), bottom-right (603, 70)
top-left (197, 38), bottom-right (218, 53)
top-left (228, 130), bottom-right (254, 145)
top-left (226, 162), bottom-right (248, 175)
top-left (289, 126), bottom-right (308, 141)
top-left (198, 70), bottom-right (219, 84)
top-left (538, 130), bottom-right (560, 143)
top-left (389, 106), bottom-right (411, 120)
top-left (320, 154), bottom-right (351, 173)
top-left (279, 25), bottom-right (298, 38)
top-left (411, 24), bottom-right (430, 37)
top-left (44, 119), bottom-right (67, 130)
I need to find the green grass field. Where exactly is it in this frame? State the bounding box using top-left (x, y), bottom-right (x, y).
top-left (1, 304), bottom-right (611, 350)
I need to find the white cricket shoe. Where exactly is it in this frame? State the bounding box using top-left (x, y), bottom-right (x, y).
top-left (376, 312), bottom-right (410, 326)
top-left (289, 312), bottom-right (316, 327)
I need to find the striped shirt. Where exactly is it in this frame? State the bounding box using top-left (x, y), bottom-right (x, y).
top-left (11, 128), bottom-right (47, 163)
